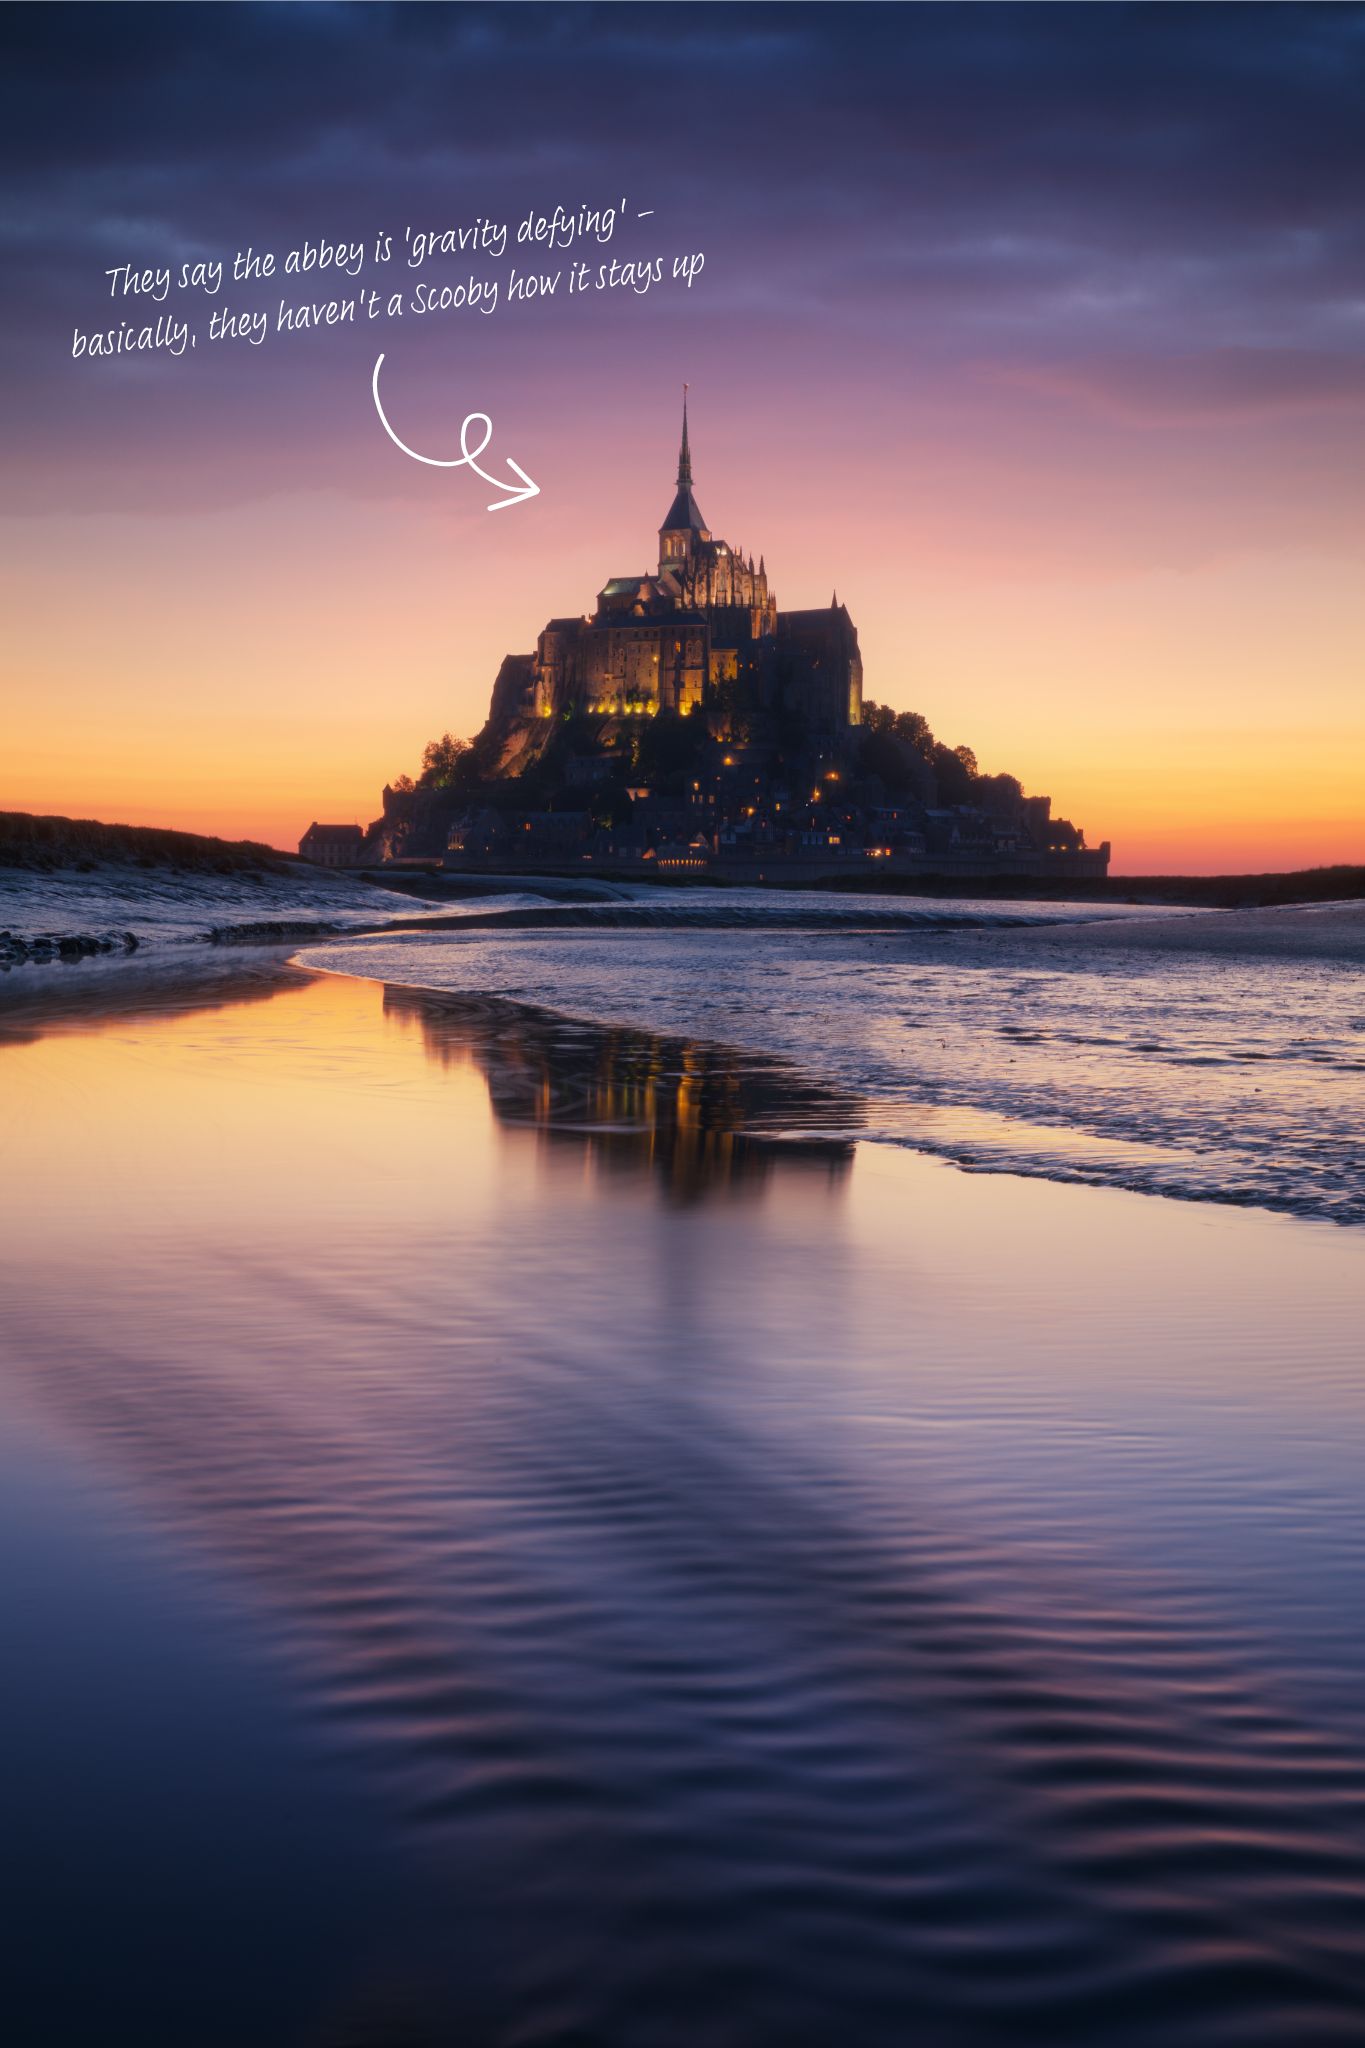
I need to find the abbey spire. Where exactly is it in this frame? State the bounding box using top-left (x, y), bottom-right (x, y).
top-left (658, 384), bottom-right (711, 573)
top-left (477, 391), bottom-right (860, 741)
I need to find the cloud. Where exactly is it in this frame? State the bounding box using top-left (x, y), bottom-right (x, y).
top-left (3, 1), bottom-right (1364, 508)
top-left (984, 347), bottom-right (1365, 425)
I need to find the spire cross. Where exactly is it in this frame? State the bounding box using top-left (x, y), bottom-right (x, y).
top-left (678, 385), bottom-right (692, 488)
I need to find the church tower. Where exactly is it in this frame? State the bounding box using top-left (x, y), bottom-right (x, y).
top-left (658, 388), bottom-right (711, 576)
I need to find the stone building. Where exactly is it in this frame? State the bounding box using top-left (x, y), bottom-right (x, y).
top-left (298, 821), bottom-right (363, 866)
top-left (487, 397), bottom-right (863, 745)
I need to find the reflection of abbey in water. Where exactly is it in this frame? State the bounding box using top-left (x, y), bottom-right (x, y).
top-left (489, 391), bottom-right (861, 740)
top-left (384, 987), bottom-right (857, 1205)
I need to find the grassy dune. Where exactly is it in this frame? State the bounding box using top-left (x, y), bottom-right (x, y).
top-left (0, 811), bottom-right (295, 874)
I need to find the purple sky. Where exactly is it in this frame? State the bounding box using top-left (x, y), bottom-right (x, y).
top-left (3, 4), bottom-right (1363, 866)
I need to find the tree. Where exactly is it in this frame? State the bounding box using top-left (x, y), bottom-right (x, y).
top-left (708, 680), bottom-right (752, 747)
top-left (589, 779), bottom-right (634, 834)
top-left (862, 703), bottom-right (936, 758)
top-left (857, 727), bottom-right (918, 798)
top-left (391, 773), bottom-right (415, 794)
top-left (975, 773), bottom-right (1023, 823)
top-left (419, 732), bottom-right (471, 788)
top-left (893, 711), bottom-right (935, 760)
top-left (933, 742), bottom-right (977, 807)
top-left (633, 708), bottom-right (708, 796)
top-left (952, 744), bottom-right (979, 779)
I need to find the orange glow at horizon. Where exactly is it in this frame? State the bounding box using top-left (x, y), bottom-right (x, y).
top-left (3, 393), bottom-right (1362, 876)
top-left (6, 3), bottom-right (1365, 884)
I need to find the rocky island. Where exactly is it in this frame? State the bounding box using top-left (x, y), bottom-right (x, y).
top-left (308, 399), bottom-right (1110, 885)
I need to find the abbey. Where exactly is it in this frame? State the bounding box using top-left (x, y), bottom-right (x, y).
top-left (484, 396), bottom-right (863, 760)
top-left (326, 395), bottom-right (1109, 881)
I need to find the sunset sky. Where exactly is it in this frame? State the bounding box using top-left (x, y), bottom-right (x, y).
top-left (3, 2), bottom-right (1362, 873)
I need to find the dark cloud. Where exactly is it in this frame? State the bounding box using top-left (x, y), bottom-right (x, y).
top-left (3, 2), bottom-right (1364, 505)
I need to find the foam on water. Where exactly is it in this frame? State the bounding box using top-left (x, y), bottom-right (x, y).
top-left (0, 860), bottom-right (548, 952)
top-left (300, 893), bottom-right (1365, 1225)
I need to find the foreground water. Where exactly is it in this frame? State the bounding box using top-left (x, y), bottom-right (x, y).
top-left (2, 957), bottom-right (1364, 2044)
top-left (303, 892), bottom-right (1365, 1224)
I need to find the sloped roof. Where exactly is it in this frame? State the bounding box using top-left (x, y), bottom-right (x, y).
top-left (660, 484), bottom-right (708, 534)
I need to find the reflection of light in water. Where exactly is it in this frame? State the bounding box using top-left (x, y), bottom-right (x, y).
top-left (381, 983), bottom-right (859, 1203)
top-left (2, 966), bottom-right (1365, 2044)
top-left (301, 913), bottom-right (1365, 1223)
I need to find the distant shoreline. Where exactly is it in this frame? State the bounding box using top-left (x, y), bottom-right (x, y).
top-left (363, 857), bottom-right (1365, 912)
top-left (2, 811), bottom-right (1361, 913)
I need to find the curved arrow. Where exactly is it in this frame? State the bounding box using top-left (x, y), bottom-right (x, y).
top-left (371, 353), bottom-right (540, 512)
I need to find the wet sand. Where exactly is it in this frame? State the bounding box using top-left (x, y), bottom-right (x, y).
top-left (2, 961), bottom-right (1364, 2045)
top-left (1008, 898), bottom-right (1365, 962)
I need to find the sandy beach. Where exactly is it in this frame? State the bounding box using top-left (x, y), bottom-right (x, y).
top-left (3, 951), bottom-right (1364, 2044)
top-left (1011, 898), bottom-right (1365, 962)
top-left (7, 2), bottom-right (1362, 2039)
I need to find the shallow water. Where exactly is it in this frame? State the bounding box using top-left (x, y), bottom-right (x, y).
top-left (302, 899), bottom-right (1365, 1223)
top-left (2, 962), bottom-right (1364, 2045)
top-left (0, 859), bottom-right (438, 950)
